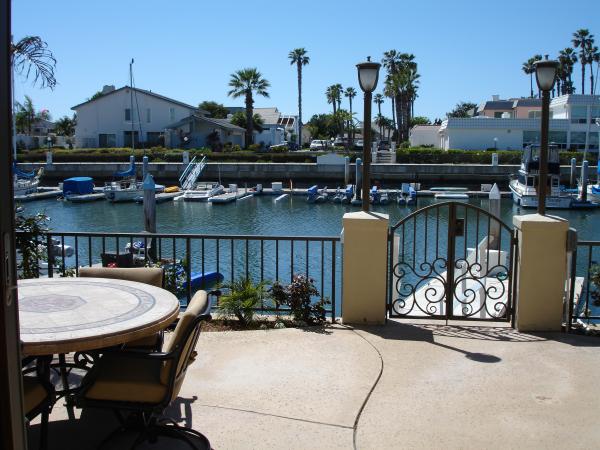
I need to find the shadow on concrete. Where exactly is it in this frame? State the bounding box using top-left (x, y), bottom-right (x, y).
top-left (28, 396), bottom-right (202, 450)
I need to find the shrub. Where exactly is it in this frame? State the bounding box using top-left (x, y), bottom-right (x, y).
top-left (218, 278), bottom-right (268, 326)
top-left (270, 275), bottom-right (330, 325)
top-left (591, 265), bottom-right (600, 308)
top-left (271, 145), bottom-right (288, 153)
top-left (247, 143), bottom-right (261, 151)
top-left (15, 212), bottom-right (49, 279)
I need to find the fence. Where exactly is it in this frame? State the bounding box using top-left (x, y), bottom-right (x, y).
top-left (568, 240), bottom-right (600, 330)
top-left (16, 231), bottom-right (341, 318)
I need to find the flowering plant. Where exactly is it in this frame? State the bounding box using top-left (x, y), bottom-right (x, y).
top-left (270, 274), bottom-right (330, 325)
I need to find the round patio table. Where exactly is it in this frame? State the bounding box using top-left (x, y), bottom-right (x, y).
top-left (19, 277), bottom-right (180, 356)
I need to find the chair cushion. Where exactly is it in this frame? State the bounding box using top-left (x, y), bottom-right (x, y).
top-left (84, 354), bottom-right (168, 404)
top-left (160, 291), bottom-right (208, 385)
top-left (79, 267), bottom-right (163, 288)
top-left (23, 376), bottom-right (47, 415)
top-left (125, 333), bottom-right (161, 349)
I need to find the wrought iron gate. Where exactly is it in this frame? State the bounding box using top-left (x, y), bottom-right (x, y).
top-left (388, 202), bottom-right (517, 322)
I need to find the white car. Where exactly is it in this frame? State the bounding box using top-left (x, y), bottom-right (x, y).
top-left (310, 140), bottom-right (328, 150)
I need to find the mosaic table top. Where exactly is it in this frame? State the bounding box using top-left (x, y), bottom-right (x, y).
top-left (18, 277), bottom-right (180, 356)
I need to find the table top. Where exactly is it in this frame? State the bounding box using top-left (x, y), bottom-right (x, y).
top-left (18, 277), bottom-right (180, 356)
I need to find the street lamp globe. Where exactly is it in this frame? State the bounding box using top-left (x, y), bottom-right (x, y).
top-left (356, 57), bottom-right (381, 93)
top-left (534, 57), bottom-right (559, 92)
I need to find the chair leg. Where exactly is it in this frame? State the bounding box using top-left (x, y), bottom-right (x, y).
top-left (39, 410), bottom-right (49, 450)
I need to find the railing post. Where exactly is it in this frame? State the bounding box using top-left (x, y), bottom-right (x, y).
top-left (46, 234), bottom-right (54, 278)
top-left (566, 228), bottom-right (578, 332)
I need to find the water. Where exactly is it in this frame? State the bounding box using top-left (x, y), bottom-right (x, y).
top-left (20, 195), bottom-right (600, 319)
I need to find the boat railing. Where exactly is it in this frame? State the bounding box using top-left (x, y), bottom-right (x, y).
top-left (15, 230), bottom-right (341, 318)
top-left (567, 239), bottom-right (600, 331)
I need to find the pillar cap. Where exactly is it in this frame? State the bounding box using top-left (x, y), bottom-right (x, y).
top-left (513, 213), bottom-right (569, 231)
top-left (343, 211), bottom-right (389, 221)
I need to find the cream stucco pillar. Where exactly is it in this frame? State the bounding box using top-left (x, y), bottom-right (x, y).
top-left (513, 214), bottom-right (569, 331)
top-left (342, 211), bottom-right (389, 324)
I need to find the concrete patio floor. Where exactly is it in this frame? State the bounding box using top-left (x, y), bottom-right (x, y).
top-left (28, 320), bottom-right (600, 449)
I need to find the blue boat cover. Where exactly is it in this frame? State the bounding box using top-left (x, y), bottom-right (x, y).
top-left (13, 162), bottom-right (36, 179)
top-left (307, 185), bottom-right (318, 194)
top-left (63, 177), bottom-right (94, 195)
top-left (114, 164), bottom-right (136, 179)
top-left (345, 185), bottom-right (353, 194)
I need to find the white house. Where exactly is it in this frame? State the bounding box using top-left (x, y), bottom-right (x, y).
top-left (409, 125), bottom-right (441, 147)
top-left (226, 106), bottom-right (299, 147)
top-left (438, 94), bottom-right (600, 151)
top-left (164, 115), bottom-right (245, 149)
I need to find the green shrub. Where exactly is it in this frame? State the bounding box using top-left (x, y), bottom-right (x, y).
top-left (247, 143), bottom-right (261, 151)
top-left (217, 278), bottom-right (268, 326)
top-left (270, 275), bottom-right (330, 325)
top-left (271, 145), bottom-right (288, 153)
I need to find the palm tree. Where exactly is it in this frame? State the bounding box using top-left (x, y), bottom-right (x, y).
top-left (11, 36), bottom-right (56, 89)
top-left (344, 87), bottom-right (357, 146)
top-left (522, 56), bottom-right (541, 98)
top-left (326, 86), bottom-right (338, 114)
top-left (288, 48), bottom-right (309, 147)
top-left (373, 93), bottom-right (384, 137)
top-left (558, 48), bottom-right (578, 95)
top-left (228, 68), bottom-right (270, 148)
top-left (573, 29), bottom-right (594, 95)
top-left (587, 45), bottom-right (599, 94)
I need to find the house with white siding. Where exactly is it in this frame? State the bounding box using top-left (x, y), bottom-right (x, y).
top-left (72, 85), bottom-right (244, 149)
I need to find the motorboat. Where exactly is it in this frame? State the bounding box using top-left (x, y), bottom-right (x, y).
top-left (509, 144), bottom-right (574, 209)
top-left (341, 185), bottom-right (354, 204)
top-left (397, 183), bottom-right (416, 206)
top-left (182, 182), bottom-right (225, 202)
top-left (370, 186), bottom-right (389, 205)
top-left (104, 178), bottom-right (144, 202)
top-left (306, 185), bottom-right (328, 203)
top-left (13, 164), bottom-right (41, 197)
top-left (63, 177), bottom-right (104, 202)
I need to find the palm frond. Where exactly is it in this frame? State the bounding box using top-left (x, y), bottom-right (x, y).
top-left (11, 36), bottom-right (57, 89)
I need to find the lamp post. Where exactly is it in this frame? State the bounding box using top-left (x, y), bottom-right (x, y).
top-left (534, 56), bottom-right (559, 215)
top-left (356, 56), bottom-right (381, 212)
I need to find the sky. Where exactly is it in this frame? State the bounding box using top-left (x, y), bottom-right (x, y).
top-left (11, 0), bottom-right (600, 123)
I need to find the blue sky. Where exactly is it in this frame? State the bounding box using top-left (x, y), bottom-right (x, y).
top-left (12, 0), bottom-right (600, 123)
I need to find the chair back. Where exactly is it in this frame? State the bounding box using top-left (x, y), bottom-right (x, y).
top-left (79, 267), bottom-right (164, 288)
top-left (101, 252), bottom-right (135, 268)
top-left (160, 291), bottom-right (209, 400)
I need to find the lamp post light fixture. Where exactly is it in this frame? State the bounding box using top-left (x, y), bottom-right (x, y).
top-left (493, 137), bottom-right (498, 149)
top-left (534, 56), bottom-right (559, 216)
top-left (356, 56), bottom-right (381, 212)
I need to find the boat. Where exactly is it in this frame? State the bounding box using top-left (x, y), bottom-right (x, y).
top-left (182, 182), bottom-right (225, 202)
top-left (583, 164), bottom-right (600, 203)
top-left (63, 177), bottom-right (103, 202)
top-left (341, 185), bottom-right (354, 204)
top-left (435, 192), bottom-right (469, 200)
top-left (306, 185), bottom-right (328, 203)
top-left (183, 271), bottom-right (224, 291)
top-left (104, 178), bottom-right (144, 202)
top-left (13, 163), bottom-right (41, 197)
top-left (509, 144), bottom-right (574, 209)
top-left (164, 186), bottom-right (180, 193)
top-left (370, 186), bottom-right (389, 205)
top-left (397, 183), bottom-right (416, 206)
top-left (332, 187), bottom-right (344, 204)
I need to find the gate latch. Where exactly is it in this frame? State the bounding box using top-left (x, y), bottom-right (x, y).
top-left (454, 218), bottom-right (465, 237)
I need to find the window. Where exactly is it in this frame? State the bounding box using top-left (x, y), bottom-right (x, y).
top-left (528, 110), bottom-right (542, 119)
top-left (569, 131), bottom-right (586, 150)
top-left (98, 133), bottom-right (116, 148)
top-left (591, 107), bottom-right (600, 122)
top-left (548, 131), bottom-right (567, 149)
top-left (146, 132), bottom-right (162, 146)
top-left (125, 108), bottom-right (131, 121)
top-left (146, 108), bottom-right (151, 123)
top-left (589, 132), bottom-right (599, 150)
top-left (123, 131), bottom-right (139, 147)
top-left (523, 130), bottom-right (540, 147)
top-left (169, 107), bottom-right (175, 122)
top-left (571, 106), bottom-right (587, 124)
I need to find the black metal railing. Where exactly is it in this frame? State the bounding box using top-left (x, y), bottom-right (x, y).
top-left (568, 240), bottom-right (600, 330)
top-left (16, 231), bottom-right (341, 319)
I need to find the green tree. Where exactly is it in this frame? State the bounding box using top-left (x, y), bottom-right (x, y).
top-left (230, 111), bottom-right (264, 130)
top-left (288, 48), bottom-right (310, 147)
top-left (588, 45), bottom-right (599, 94)
top-left (373, 93), bottom-right (384, 137)
top-left (54, 115), bottom-right (76, 136)
top-left (572, 29), bottom-right (594, 95)
top-left (410, 116), bottom-right (431, 126)
top-left (558, 48), bottom-right (578, 95)
top-left (14, 96), bottom-right (49, 135)
top-left (11, 35), bottom-right (56, 89)
top-left (228, 68), bottom-right (270, 148)
top-left (447, 102), bottom-right (477, 118)
top-left (199, 101), bottom-right (228, 119)
top-left (325, 84), bottom-right (343, 115)
top-left (306, 113), bottom-right (340, 139)
top-left (344, 87), bottom-right (357, 146)
top-left (89, 91), bottom-right (104, 101)
top-left (522, 55), bottom-right (542, 98)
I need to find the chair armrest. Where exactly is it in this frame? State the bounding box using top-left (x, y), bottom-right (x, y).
top-left (100, 348), bottom-right (174, 361)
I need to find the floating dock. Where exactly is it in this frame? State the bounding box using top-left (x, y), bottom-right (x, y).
top-left (66, 193), bottom-right (105, 203)
top-left (209, 189), bottom-right (254, 204)
top-left (15, 189), bottom-right (61, 202)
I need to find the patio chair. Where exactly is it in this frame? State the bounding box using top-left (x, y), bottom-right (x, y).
top-left (75, 290), bottom-right (211, 449)
top-left (78, 267), bottom-right (165, 350)
top-left (23, 356), bottom-right (54, 450)
top-left (100, 252), bottom-right (135, 268)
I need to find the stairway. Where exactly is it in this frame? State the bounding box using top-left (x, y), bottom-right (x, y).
top-left (179, 156), bottom-right (207, 190)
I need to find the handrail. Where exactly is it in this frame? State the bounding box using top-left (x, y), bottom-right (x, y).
top-left (27, 231), bottom-right (340, 241)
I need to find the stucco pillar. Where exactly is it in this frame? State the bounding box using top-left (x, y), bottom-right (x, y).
top-left (513, 214), bottom-right (569, 331)
top-left (342, 211), bottom-right (388, 324)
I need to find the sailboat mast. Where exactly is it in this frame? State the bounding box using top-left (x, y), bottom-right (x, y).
top-left (130, 58), bottom-right (134, 152)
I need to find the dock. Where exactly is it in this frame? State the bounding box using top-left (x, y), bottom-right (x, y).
top-left (209, 189), bottom-right (253, 204)
top-left (14, 189), bottom-right (61, 202)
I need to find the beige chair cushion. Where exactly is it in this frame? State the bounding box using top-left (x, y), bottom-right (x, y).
top-left (125, 333), bottom-right (161, 349)
top-left (84, 354), bottom-right (167, 404)
top-left (79, 267), bottom-right (163, 288)
top-left (23, 376), bottom-right (47, 414)
top-left (160, 291), bottom-right (208, 386)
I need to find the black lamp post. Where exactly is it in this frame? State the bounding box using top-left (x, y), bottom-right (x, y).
top-left (356, 57), bottom-right (381, 212)
top-left (534, 56), bottom-right (559, 215)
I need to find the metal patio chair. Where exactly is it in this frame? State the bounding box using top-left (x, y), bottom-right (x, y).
top-left (23, 356), bottom-right (55, 450)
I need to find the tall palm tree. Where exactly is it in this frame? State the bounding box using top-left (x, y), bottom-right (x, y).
top-left (11, 36), bottom-right (56, 89)
top-left (344, 87), bottom-right (357, 146)
top-left (587, 45), bottom-right (599, 94)
top-left (228, 68), bottom-right (270, 148)
top-left (558, 48), bottom-right (578, 95)
top-left (522, 56), bottom-right (541, 98)
top-left (373, 93), bottom-right (384, 137)
top-left (326, 85), bottom-right (338, 114)
top-left (573, 29), bottom-right (594, 95)
top-left (383, 79), bottom-right (396, 136)
top-left (288, 48), bottom-right (309, 147)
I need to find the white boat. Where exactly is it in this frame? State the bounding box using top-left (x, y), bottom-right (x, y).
top-left (588, 184), bottom-right (600, 203)
top-left (104, 179), bottom-right (144, 202)
top-left (509, 144), bottom-right (574, 209)
top-left (182, 182), bottom-right (224, 202)
top-left (14, 177), bottom-right (39, 196)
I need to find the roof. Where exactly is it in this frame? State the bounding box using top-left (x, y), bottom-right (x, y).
top-left (253, 107), bottom-right (281, 124)
top-left (166, 114), bottom-right (245, 132)
top-left (71, 86), bottom-right (203, 112)
top-left (513, 98), bottom-right (542, 107)
top-left (478, 100), bottom-right (514, 111)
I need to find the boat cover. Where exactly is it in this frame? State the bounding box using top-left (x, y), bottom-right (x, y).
top-left (114, 164), bottom-right (136, 179)
top-left (63, 177), bottom-right (94, 195)
top-left (307, 185), bottom-right (318, 194)
top-left (13, 162), bottom-right (36, 179)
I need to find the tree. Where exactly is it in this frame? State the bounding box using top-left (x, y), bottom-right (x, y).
top-left (588, 46), bottom-right (599, 94)
top-left (54, 115), bottom-right (76, 136)
top-left (373, 93), bottom-right (384, 137)
top-left (447, 102), bottom-right (477, 118)
top-left (228, 68), bottom-right (270, 148)
top-left (89, 91), bottom-right (104, 101)
top-left (11, 35), bottom-right (56, 89)
top-left (14, 96), bottom-right (50, 135)
top-left (344, 87), bottom-right (357, 147)
top-left (199, 101), bottom-right (228, 119)
top-left (306, 113), bottom-right (340, 140)
top-left (522, 55), bottom-right (542, 98)
top-left (558, 48), bottom-right (578, 95)
top-left (230, 111), bottom-right (264, 130)
top-left (410, 116), bottom-right (431, 126)
top-left (288, 48), bottom-right (309, 147)
top-left (572, 29), bottom-right (594, 95)
top-left (325, 84), bottom-right (342, 114)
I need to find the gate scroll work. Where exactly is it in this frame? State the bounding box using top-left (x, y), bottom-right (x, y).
top-left (388, 202), bottom-right (517, 322)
